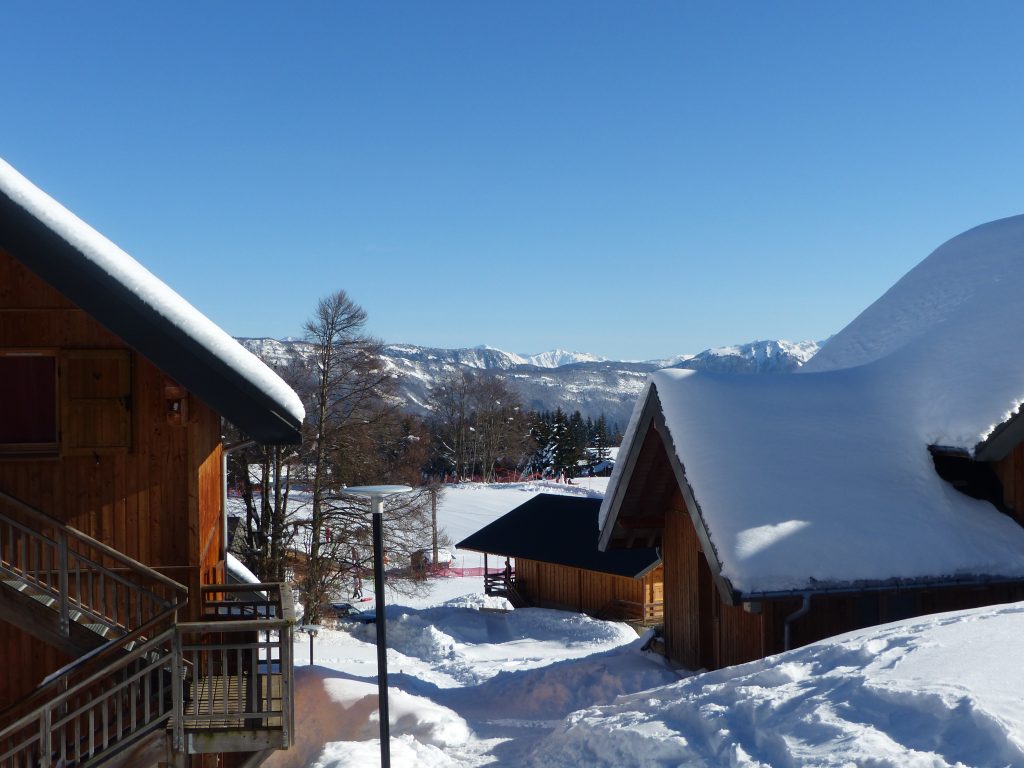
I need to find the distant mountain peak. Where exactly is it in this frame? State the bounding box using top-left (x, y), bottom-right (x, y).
top-left (238, 336), bottom-right (823, 429)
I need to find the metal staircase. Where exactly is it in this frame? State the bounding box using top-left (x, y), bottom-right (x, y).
top-left (0, 491), bottom-right (294, 768)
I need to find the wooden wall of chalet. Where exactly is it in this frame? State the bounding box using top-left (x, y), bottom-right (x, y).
top-left (763, 583), bottom-right (1024, 655)
top-left (661, 479), bottom-right (1024, 671)
top-left (515, 558), bottom-right (660, 618)
top-left (662, 489), bottom-right (765, 670)
top-left (0, 250), bottom-right (224, 702)
top-left (993, 442), bottom-right (1024, 525)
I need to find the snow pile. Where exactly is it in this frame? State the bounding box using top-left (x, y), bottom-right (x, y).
top-left (0, 157), bottom-right (304, 423)
top-left (800, 213), bottom-right (1024, 448)
top-left (530, 602), bottom-right (1024, 767)
top-left (442, 631), bottom-right (677, 722)
top-left (603, 214), bottom-right (1024, 593)
top-left (264, 582), bottom-right (678, 767)
top-left (262, 666), bottom-right (472, 768)
top-left (347, 604), bottom-right (640, 687)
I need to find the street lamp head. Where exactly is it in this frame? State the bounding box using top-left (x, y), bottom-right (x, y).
top-left (343, 485), bottom-right (413, 500)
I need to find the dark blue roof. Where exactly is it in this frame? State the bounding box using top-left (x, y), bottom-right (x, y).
top-left (457, 494), bottom-right (660, 579)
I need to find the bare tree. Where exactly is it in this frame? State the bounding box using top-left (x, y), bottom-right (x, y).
top-left (427, 372), bottom-right (530, 481)
top-left (232, 444), bottom-right (297, 581)
top-left (226, 349), bottom-right (304, 582)
top-left (295, 290), bottom-right (437, 623)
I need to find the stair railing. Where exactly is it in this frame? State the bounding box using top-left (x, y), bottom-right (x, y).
top-left (0, 491), bottom-right (295, 766)
top-left (0, 607), bottom-right (180, 767)
top-left (0, 490), bottom-right (185, 639)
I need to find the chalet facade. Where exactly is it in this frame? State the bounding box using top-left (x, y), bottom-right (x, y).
top-left (0, 158), bottom-right (303, 766)
top-left (600, 214), bottom-right (1024, 671)
top-left (458, 494), bottom-right (662, 626)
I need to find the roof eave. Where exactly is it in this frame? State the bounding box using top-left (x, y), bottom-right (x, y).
top-left (975, 408), bottom-right (1024, 462)
top-left (735, 572), bottom-right (1024, 602)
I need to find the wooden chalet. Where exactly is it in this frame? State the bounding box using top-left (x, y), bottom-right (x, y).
top-left (599, 381), bottom-right (1024, 672)
top-left (457, 494), bottom-right (662, 626)
top-left (0, 159), bottom-right (303, 767)
top-left (598, 210), bottom-right (1024, 677)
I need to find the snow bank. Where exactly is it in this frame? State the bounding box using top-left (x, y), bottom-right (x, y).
top-left (347, 604), bottom-right (639, 687)
top-left (442, 631), bottom-right (679, 721)
top-left (0, 157), bottom-right (304, 424)
top-left (530, 602), bottom-right (1024, 767)
top-left (262, 666), bottom-right (472, 768)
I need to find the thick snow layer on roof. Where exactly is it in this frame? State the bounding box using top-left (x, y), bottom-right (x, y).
top-left (225, 553), bottom-right (260, 585)
top-left (603, 214), bottom-right (1024, 593)
top-left (804, 214), bottom-right (1024, 448)
top-left (651, 368), bottom-right (1024, 593)
top-left (0, 158), bottom-right (304, 425)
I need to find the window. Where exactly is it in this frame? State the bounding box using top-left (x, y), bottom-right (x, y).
top-left (0, 349), bottom-right (133, 457)
top-left (0, 351), bottom-right (58, 453)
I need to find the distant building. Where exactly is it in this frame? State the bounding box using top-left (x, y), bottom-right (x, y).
top-left (459, 494), bottom-right (662, 626)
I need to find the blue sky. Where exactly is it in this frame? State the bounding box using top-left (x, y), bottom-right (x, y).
top-left (3, 2), bottom-right (1023, 360)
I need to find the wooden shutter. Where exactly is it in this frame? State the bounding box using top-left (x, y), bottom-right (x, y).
top-left (60, 350), bottom-right (132, 453)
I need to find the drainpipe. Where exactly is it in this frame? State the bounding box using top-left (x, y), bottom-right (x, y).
top-left (783, 593), bottom-right (812, 651)
top-left (222, 439), bottom-right (257, 567)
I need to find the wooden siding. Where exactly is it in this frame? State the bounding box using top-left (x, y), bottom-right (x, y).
top-left (514, 558), bottom-right (652, 617)
top-left (0, 249), bottom-right (225, 702)
top-left (660, 487), bottom-right (765, 670)
top-left (663, 491), bottom-right (700, 668)
top-left (994, 442), bottom-right (1024, 525)
top-left (765, 583), bottom-right (1024, 656)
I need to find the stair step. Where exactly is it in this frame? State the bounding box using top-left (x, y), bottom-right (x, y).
top-left (30, 591), bottom-right (57, 609)
top-left (2, 577), bottom-right (31, 593)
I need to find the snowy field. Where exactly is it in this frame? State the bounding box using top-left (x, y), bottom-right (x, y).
top-left (258, 483), bottom-right (1024, 767)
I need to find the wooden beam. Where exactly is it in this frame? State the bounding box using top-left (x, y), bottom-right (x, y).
top-left (617, 515), bottom-right (666, 530)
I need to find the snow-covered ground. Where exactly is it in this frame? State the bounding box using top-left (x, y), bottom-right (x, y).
top-left (259, 482), bottom-right (1024, 767)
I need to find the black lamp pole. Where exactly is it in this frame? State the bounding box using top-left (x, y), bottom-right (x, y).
top-left (371, 499), bottom-right (390, 768)
top-left (344, 485), bottom-right (410, 768)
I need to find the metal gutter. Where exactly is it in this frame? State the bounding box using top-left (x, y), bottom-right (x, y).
top-left (222, 439), bottom-right (256, 564)
top-left (734, 572), bottom-right (1024, 603)
top-left (783, 593), bottom-right (811, 651)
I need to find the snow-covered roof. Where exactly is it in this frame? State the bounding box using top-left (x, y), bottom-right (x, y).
top-left (226, 552), bottom-right (261, 585)
top-left (457, 494), bottom-right (660, 579)
top-left (0, 158), bottom-right (304, 444)
top-left (600, 214), bottom-right (1024, 597)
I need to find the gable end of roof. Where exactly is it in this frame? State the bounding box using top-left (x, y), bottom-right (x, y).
top-left (0, 174), bottom-right (302, 445)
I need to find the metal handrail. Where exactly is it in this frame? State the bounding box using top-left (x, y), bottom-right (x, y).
top-left (0, 490), bottom-right (187, 641)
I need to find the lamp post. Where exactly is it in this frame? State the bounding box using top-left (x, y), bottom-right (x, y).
top-left (343, 485), bottom-right (411, 768)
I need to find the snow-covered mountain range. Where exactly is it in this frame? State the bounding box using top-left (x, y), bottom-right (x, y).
top-left (238, 338), bottom-right (821, 429)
